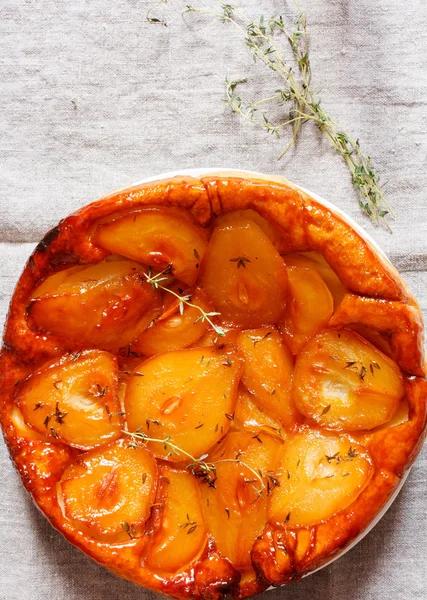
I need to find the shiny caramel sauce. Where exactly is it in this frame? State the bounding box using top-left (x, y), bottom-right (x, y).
top-left (1, 191), bottom-right (425, 600)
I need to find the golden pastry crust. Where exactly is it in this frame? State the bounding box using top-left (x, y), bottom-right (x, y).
top-left (1, 172), bottom-right (426, 599)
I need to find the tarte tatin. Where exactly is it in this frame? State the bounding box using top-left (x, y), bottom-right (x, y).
top-left (1, 171), bottom-right (426, 600)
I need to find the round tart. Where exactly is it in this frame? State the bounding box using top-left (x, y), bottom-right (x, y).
top-left (1, 170), bottom-right (426, 599)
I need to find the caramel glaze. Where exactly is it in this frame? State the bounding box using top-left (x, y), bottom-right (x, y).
top-left (1, 174), bottom-right (426, 599)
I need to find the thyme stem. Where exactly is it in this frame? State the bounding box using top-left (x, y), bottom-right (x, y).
top-left (123, 430), bottom-right (266, 497)
top-left (144, 266), bottom-right (227, 337)
top-left (186, 1), bottom-right (392, 230)
top-left (214, 458), bottom-right (265, 496)
top-left (146, 0), bottom-right (168, 25)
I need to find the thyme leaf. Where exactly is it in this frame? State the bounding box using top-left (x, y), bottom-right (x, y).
top-left (121, 521), bottom-right (138, 539)
top-left (53, 401), bottom-right (67, 425)
top-left (180, 515), bottom-right (199, 534)
top-left (229, 256), bottom-right (251, 268)
top-left (89, 383), bottom-right (108, 398)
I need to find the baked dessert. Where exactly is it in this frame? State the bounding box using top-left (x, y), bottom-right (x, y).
top-left (1, 171), bottom-right (426, 599)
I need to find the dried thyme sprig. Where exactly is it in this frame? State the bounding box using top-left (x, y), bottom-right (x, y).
top-left (144, 265), bottom-right (227, 337)
top-left (123, 429), bottom-right (266, 498)
top-left (185, 2), bottom-right (393, 230)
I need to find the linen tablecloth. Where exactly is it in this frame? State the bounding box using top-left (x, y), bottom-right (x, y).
top-left (1, 1), bottom-right (427, 598)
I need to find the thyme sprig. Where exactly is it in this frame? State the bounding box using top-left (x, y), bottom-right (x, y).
top-left (124, 430), bottom-right (266, 498)
top-left (185, 1), bottom-right (392, 230)
top-left (325, 447), bottom-right (359, 464)
top-left (144, 265), bottom-right (227, 337)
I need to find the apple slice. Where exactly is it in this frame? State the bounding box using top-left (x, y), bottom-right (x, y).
top-left (372, 398), bottom-right (409, 432)
top-left (60, 439), bottom-right (157, 538)
top-left (124, 346), bottom-right (244, 460)
top-left (16, 350), bottom-right (123, 450)
top-left (268, 429), bottom-right (373, 527)
top-left (28, 258), bottom-right (156, 350)
top-left (199, 219), bottom-right (288, 328)
top-left (280, 256), bottom-right (334, 354)
top-left (10, 405), bottom-right (51, 442)
top-left (215, 210), bottom-right (287, 253)
top-left (132, 286), bottom-right (212, 356)
top-left (292, 329), bottom-right (404, 431)
top-left (236, 328), bottom-right (300, 430)
top-left (299, 252), bottom-right (346, 309)
top-left (143, 467), bottom-right (207, 573)
top-left (93, 207), bottom-right (208, 286)
top-left (199, 431), bottom-right (282, 570)
top-left (234, 386), bottom-right (283, 438)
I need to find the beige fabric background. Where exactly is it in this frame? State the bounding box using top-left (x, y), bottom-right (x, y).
top-left (1, 1), bottom-right (426, 599)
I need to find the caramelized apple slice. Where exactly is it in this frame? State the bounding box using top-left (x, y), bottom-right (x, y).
top-left (269, 429), bottom-right (373, 527)
top-left (235, 386), bottom-right (283, 438)
top-left (60, 439), bottom-right (157, 537)
top-left (299, 252), bottom-right (346, 308)
top-left (132, 286), bottom-right (211, 356)
top-left (124, 346), bottom-right (244, 460)
top-left (200, 220), bottom-right (288, 328)
top-left (215, 210), bottom-right (287, 253)
top-left (280, 256), bottom-right (334, 354)
top-left (17, 350), bottom-right (122, 449)
top-left (372, 398), bottom-right (409, 432)
top-left (200, 431), bottom-right (282, 570)
top-left (144, 468), bottom-right (207, 572)
top-left (293, 329), bottom-right (404, 431)
top-left (28, 258), bottom-right (156, 350)
top-left (93, 207), bottom-right (208, 286)
top-left (237, 328), bottom-right (300, 430)
top-left (10, 405), bottom-right (50, 442)
top-left (129, 292), bottom-right (164, 344)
